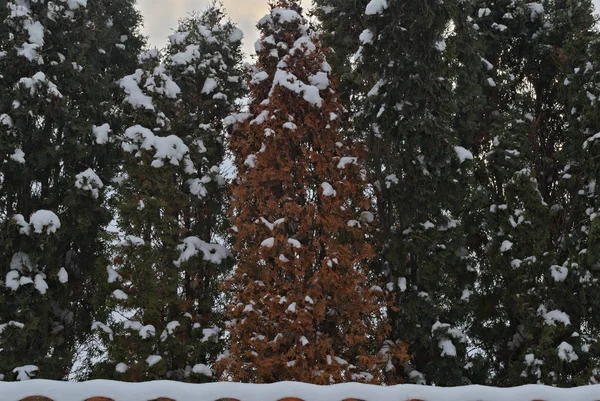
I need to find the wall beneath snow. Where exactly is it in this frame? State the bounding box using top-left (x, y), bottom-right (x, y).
top-left (2, 381), bottom-right (600, 401)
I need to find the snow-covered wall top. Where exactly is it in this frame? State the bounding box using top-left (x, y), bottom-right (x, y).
top-left (2, 381), bottom-right (600, 401)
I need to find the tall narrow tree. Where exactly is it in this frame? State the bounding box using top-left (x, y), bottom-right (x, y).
top-left (0, 0), bottom-right (143, 381)
top-left (218, 0), bottom-right (403, 384)
top-left (455, 0), bottom-right (600, 386)
top-left (91, 5), bottom-right (244, 382)
top-left (347, 0), bottom-right (476, 385)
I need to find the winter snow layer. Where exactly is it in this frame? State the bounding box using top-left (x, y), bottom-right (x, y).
top-left (1, 381), bottom-right (600, 401)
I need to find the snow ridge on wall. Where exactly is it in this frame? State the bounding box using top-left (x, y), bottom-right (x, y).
top-left (2, 381), bottom-right (600, 401)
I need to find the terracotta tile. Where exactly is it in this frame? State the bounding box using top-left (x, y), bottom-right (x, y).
top-left (20, 397), bottom-right (54, 401)
top-left (84, 397), bottom-right (115, 401)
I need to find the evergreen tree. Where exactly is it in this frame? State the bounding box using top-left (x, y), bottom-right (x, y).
top-left (316, 0), bottom-right (600, 386)
top-left (0, 0), bottom-right (142, 381)
top-left (457, 0), bottom-right (600, 386)
top-left (218, 0), bottom-right (403, 384)
top-left (91, 5), bottom-right (244, 382)
top-left (346, 0), bottom-right (476, 385)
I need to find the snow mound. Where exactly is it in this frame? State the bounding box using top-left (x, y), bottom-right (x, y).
top-left (2, 381), bottom-right (600, 401)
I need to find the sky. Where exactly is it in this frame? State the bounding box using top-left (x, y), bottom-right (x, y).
top-left (137, 0), bottom-right (309, 57)
top-left (138, 0), bottom-right (600, 57)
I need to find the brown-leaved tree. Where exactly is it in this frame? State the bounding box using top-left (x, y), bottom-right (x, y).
top-left (217, 0), bottom-right (406, 384)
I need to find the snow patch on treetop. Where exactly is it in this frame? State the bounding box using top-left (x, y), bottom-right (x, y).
top-left (10, 149), bottom-right (25, 164)
top-left (201, 77), bottom-right (218, 94)
top-left (170, 44), bottom-right (200, 65)
top-left (24, 20), bottom-right (44, 47)
top-left (13, 210), bottom-right (61, 235)
top-left (10, 253), bottom-right (34, 273)
top-left (337, 157), bottom-right (357, 169)
top-left (119, 70), bottom-right (155, 110)
top-left (169, 31), bottom-right (190, 45)
top-left (92, 124), bottom-right (111, 145)
top-left (91, 322), bottom-right (114, 341)
top-left (174, 236), bottom-right (230, 266)
top-left (291, 36), bottom-right (316, 55)
top-left (439, 339), bottom-right (456, 357)
top-left (500, 240), bottom-right (513, 253)
top-left (583, 132), bottom-right (600, 149)
top-left (192, 363), bottom-right (213, 377)
top-left (321, 182), bottom-right (337, 197)
top-left (271, 69), bottom-right (323, 107)
top-left (228, 27), bottom-right (244, 43)
top-left (0, 321), bottom-right (25, 336)
top-left (146, 355), bottom-right (162, 366)
top-left (122, 125), bottom-right (193, 171)
top-left (18, 72), bottom-right (62, 98)
top-left (365, 0), bottom-right (389, 15)
top-left (261, 237), bottom-right (275, 248)
top-left (75, 168), bottom-right (103, 199)
top-left (550, 265), bottom-right (568, 282)
top-left (259, 8), bottom-right (303, 28)
top-left (538, 305), bottom-right (570, 326)
top-left (557, 341), bottom-right (578, 362)
top-left (12, 365), bottom-right (37, 381)
top-left (527, 3), bottom-right (544, 21)
top-left (64, 0), bottom-right (88, 10)
top-left (359, 29), bottom-right (374, 45)
top-left (115, 363), bottom-right (128, 373)
top-left (455, 146), bottom-right (473, 163)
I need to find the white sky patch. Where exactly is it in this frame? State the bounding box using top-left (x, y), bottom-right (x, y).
top-left (136, 0), bottom-right (311, 58)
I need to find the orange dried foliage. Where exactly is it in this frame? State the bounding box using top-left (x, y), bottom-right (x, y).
top-left (218, 0), bottom-right (390, 385)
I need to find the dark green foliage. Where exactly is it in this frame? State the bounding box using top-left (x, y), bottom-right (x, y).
top-left (312, 0), bottom-right (369, 104)
top-left (91, 4), bottom-right (244, 382)
top-left (315, 0), bottom-right (600, 386)
top-left (348, 0), bottom-right (475, 385)
top-left (0, 0), bottom-right (143, 381)
top-left (454, 0), bottom-right (600, 386)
